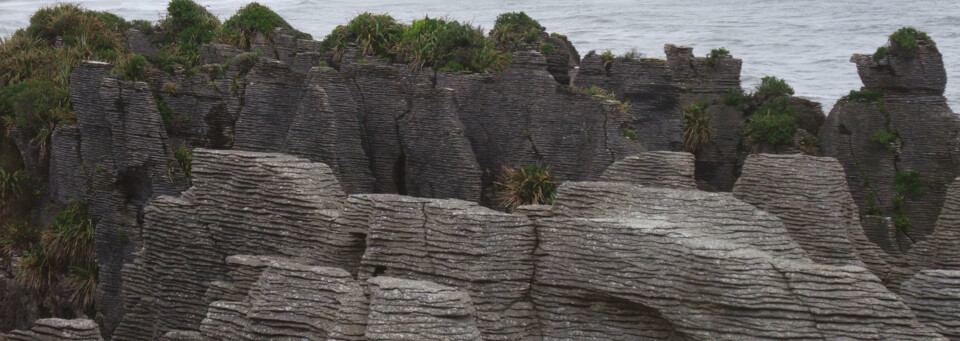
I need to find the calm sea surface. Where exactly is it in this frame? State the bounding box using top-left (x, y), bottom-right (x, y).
top-left (1, 0), bottom-right (958, 111)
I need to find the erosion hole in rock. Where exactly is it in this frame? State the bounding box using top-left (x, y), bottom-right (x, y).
top-left (117, 167), bottom-right (153, 205)
top-left (393, 151), bottom-right (407, 195)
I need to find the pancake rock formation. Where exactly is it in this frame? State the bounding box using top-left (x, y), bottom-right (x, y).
top-left (94, 149), bottom-right (948, 340)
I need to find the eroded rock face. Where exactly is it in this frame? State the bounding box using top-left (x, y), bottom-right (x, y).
top-left (901, 270), bottom-right (960, 340)
top-left (354, 194), bottom-right (538, 340)
top-left (733, 153), bottom-right (892, 282)
top-left (436, 51), bottom-right (644, 204)
top-left (2, 319), bottom-right (103, 341)
top-left (573, 51), bottom-right (683, 151)
top-left (888, 177), bottom-right (960, 288)
top-left (66, 61), bottom-right (185, 336)
top-left (529, 180), bottom-right (942, 340)
top-left (112, 149), bottom-right (351, 340)
top-left (199, 259), bottom-right (369, 341)
top-left (599, 151), bottom-right (696, 189)
top-left (665, 44), bottom-right (747, 191)
top-left (366, 277), bottom-right (482, 341)
top-left (820, 39), bottom-right (960, 242)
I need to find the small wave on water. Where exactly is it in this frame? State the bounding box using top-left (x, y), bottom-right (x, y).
top-left (1, 0), bottom-right (957, 111)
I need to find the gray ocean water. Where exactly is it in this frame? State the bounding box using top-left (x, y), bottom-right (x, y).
top-left (1, 0), bottom-right (957, 111)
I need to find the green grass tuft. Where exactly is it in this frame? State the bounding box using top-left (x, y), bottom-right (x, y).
top-left (744, 112), bottom-right (798, 146)
top-left (707, 47), bottom-right (730, 66)
top-left (683, 100), bottom-right (712, 152)
top-left (159, 0), bottom-right (221, 51)
top-left (174, 144), bottom-right (193, 183)
top-left (496, 164), bottom-right (557, 211)
top-left (490, 12), bottom-right (544, 49)
top-left (539, 42), bottom-right (555, 54)
top-left (116, 54), bottom-right (149, 81)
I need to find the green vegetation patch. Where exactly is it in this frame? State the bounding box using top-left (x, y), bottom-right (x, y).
top-left (320, 14), bottom-right (511, 73)
top-left (490, 11), bottom-right (544, 49)
top-left (496, 164), bottom-right (557, 210)
top-left (159, 0), bottom-right (221, 51)
top-left (707, 47), bottom-right (730, 66)
top-left (729, 76), bottom-right (803, 150)
top-left (873, 27), bottom-right (935, 61)
top-left (220, 2), bottom-right (311, 49)
top-left (683, 100), bottom-right (712, 152)
top-left (3, 202), bottom-right (97, 312)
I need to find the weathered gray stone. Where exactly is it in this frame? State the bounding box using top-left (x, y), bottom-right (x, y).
top-left (820, 39), bottom-right (960, 242)
top-left (901, 270), bottom-right (960, 340)
top-left (354, 194), bottom-right (538, 340)
top-left (733, 154), bottom-right (892, 282)
top-left (3, 319), bottom-right (102, 341)
top-left (366, 277), bottom-right (482, 341)
top-left (600, 151), bottom-right (696, 189)
top-left (665, 44), bottom-right (746, 191)
top-left (113, 150), bottom-right (353, 340)
top-left (530, 181), bottom-right (943, 340)
top-left (574, 50), bottom-right (683, 151)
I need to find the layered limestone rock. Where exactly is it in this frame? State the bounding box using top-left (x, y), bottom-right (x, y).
top-left (599, 151), bottom-right (696, 189)
top-left (112, 149), bottom-right (353, 340)
top-left (354, 195), bottom-right (538, 340)
top-left (198, 259), bottom-right (368, 341)
top-left (888, 177), bottom-right (960, 288)
top-left (528, 180), bottom-right (943, 340)
top-left (901, 270), bottom-right (960, 340)
top-left (573, 50), bottom-right (683, 151)
top-left (1, 319), bottom-right (102, 341)
top-left (366, 277), bottom-right (482, 341)
top-left (66, 61), bottom-right (184, 336)
top-left (820, 37), bottom-right (960, 241)
top-left (733, 154), bottom-right (892, 282)
top-left (665, 44), bottom-right (746, 191)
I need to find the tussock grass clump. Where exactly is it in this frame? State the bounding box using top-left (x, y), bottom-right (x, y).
top-left (490, 11), bottom-right (544, 49)
top-left (497, 164), bottom-right (557, 210)
top-left (8, 203), bottom-right (97, 310)
top-left (0, 4), bottom-right (128, 141)
top-left (539, 42), bottom-right (555, 54)
top-left (319, 13), bottom-right (404, 58)
top-left (220, 2), bottom-right (311, 49)
top-left (174, 144), bottom-right (194, 182)
top-left (399, 16), bottom-right (510, 73)
top-left (574, 85), bottom-right (630, 114)
top-left (0, 222), bottom-right (40, 259)
top-left (682, 100), bottom-right (712, 152)
top-left (159, 0), bottom-right (221, 51)
top-left (116, 54), bottom-right (149, 81)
